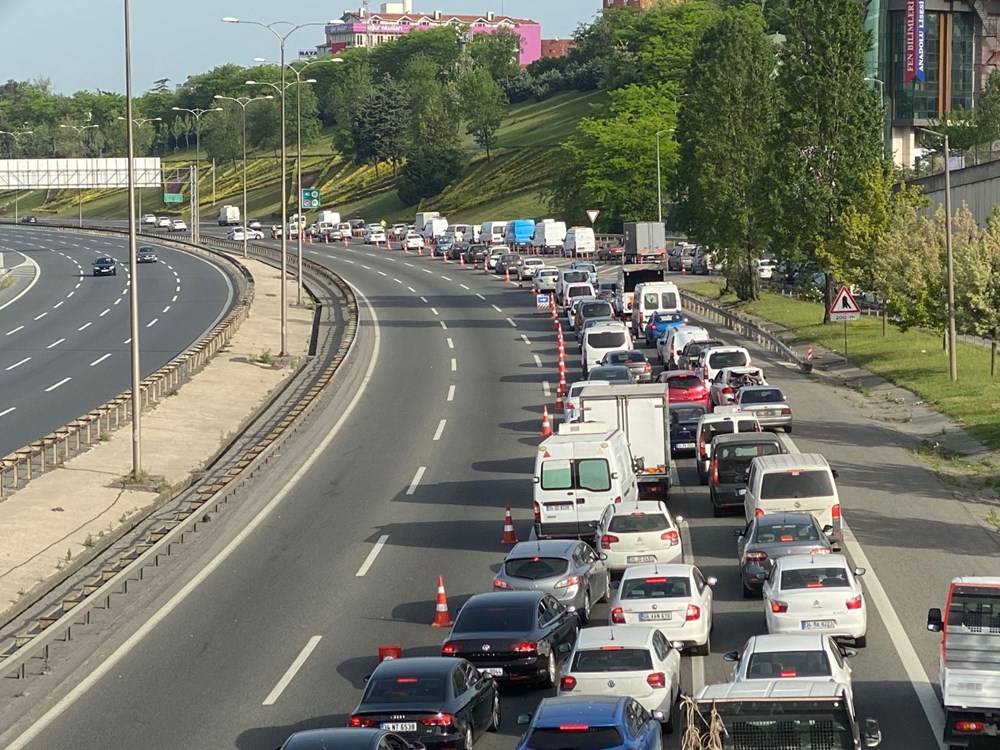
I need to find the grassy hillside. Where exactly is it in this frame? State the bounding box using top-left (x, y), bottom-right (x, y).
top-left (0, 90), bottom-right (607, 225)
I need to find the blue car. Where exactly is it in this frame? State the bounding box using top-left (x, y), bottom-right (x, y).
top-left (645, 311), bottom-right (687, 347)
top-left (516, 696), bottom-right (663, 750)
top-left (669, 403), bottom-right (707, 458)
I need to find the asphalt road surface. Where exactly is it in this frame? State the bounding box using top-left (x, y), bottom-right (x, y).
top-left (1, 236), bottom-right (997, 750)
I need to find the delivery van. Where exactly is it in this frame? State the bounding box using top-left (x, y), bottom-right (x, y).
top-left (564, 227), bottom-right (596, 258)
top-left (631, 281), bottom-right (682, 338)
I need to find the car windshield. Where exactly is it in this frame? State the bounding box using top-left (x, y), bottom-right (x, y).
top-left (581, 302), bottom-right (613, 318)
top-left (572, 648), bottom-right (653, 672)
top-left (703, 422), bottom-right (736, 442)
top-left (454, 604), bottom-right (534, 633)
top-left (754, 522), bottom-right (821, 544)
top-left (591, 367), bottom-right (630, 382)
top-left (364, 676), bottom-right (447, 703)
top-left (708, 351), bottom-right (749, 369)
top-left (504, 557), bottom-right (570, 580)
top-left (759, 470), bottom-right (834, 499)
top-left (608, 513), bottom-right (670, 533)
top-left (741, 388), bottom-right (785, 404)
top-left (780, 567), bottom-right (850, 589)
top-left (745, 650), bottom-right (831, 679)
top-left (526, 727), bottom-right (623, 750)
top-left (668, 375), bottom-right (702, 390)
top-left (620, 576), bottom-right (690, 599)
top-left (588, 332), bottom-right (627, 349)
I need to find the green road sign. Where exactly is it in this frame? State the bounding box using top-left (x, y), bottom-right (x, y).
top-left (301, 188), bottom-right (320, 209)
top-left (163, 193), bottom-right (184, 203)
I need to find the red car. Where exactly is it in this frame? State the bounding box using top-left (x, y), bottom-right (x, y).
top-left (658, 370), bottom-right (710, 410)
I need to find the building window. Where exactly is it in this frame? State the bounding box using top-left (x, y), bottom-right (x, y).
top-left (951, 11), bottom-right (974, 110)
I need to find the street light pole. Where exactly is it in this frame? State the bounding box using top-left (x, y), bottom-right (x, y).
top-left (171, 106), bottom-right (222, 243)
top-left (214, 94), bottom-right (273, 258)
top-left (0, 128), bottom-right (34, 221)
top-left (117, 116), bottom-right (161, 223)
top-left (59, 122), bottom-right (99, 226)
top-left (655, 129), bottom-right (674, 225)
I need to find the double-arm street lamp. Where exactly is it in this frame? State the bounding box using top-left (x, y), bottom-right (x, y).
top-left (0, 128), bottom-right (34, 221)
top-left (223, 15), bottom-right (336, 357)
top-left (171, 106), bottom-right (222, 243)
top-left (656, 129), bottom-right (675, 225)
top-left (59, 122), bottom-right (99, 227)
top-left (117, 116), bottom-right (161, 222)
top-left (213, 93), bottom-right (274, 258)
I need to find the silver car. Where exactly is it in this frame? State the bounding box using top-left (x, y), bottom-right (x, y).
top-left (734, 385), bottom-right (793, 432)
top-left (493, 539), bottom-right (610, 625)
top-left (735, 512), bottom-right (834, 598)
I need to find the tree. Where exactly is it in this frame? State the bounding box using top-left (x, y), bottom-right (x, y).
top-left (200, 108), bottom-right (241, 164)
top-left (976, 70), bottom-right (1000, 147)
top-left (370, 26), bottom-right (461, 81)
top-left (397, 142), bottom-right (464, 205)
top-left (351, 76), bottom-right (406, 174)
top-left (459, 67), bottom-right (507, 160)
top-left (674, 5), bottom-right (777, 301)
top-left (468, 27), bottom-right (522, 83)
top-left (976, 209), bottom-right (1000, 375)
top-left (325, 56), bottom-right (374, 158)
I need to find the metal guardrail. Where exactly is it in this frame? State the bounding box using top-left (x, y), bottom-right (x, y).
top-left (0, 233), bottom-right (358, 680)
top-left (0, 223), bottom-right (253, 498)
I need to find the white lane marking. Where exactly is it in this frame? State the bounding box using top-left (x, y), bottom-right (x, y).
top-left (407, 286), bottom-right (417, 293)
top-left (440, 275), bottom-right (451, 281)
top-left (507, 318), bottom-right (517, 327)
top-left (446, 338), bottom-right (454, 349)
top-left (0, 255), bottom-right (41, 312)
top-left (78, 322), bottom-right (92, 331)
top-left (543, 381), bottom-right (551, 397)
top-left (386, 257), bottom-right (396, 263)
top-left (451, 358), bottom-right (457, 372)
top-left (430, 307), bottom-right (439, 316)
top-left (420, 296), bottom-right (429, 303)
top-left (53, 301), bottom-right (64, 309)
top-left (5, 357), bottom-right (30, 371)
top-left (66, 291), bottom-right (74, 298)
top-left (476, 293), bottom-right (486, 300)
top-left (404, 262), bottom-right (414, 267)
top-left (262, 635), bottom-right (323, 706)
top-left (361, 264), bottom-right (370, 270)
top-left (5, 326), bottom-right (24, 336)
top-left (0, 407), bottom-right (15, 418)
top-left (521, 334), bottom-right (532, 345)
top-left (46, 338), bottom-right (65, 349)
top-left (406, 466), bottom-right (426, 495)
top-left (533, 354), bottom-right (543, 368)
top-left (422, 268), bottom-right (433, 274)
top-left (394, 278), bottom-right (403, 284)
top-left (124, 337), bottom-right (131, 344)
top-left (44, 377), bottom-right (71, 392)
top-left (343, 259), bottom-right (354, 265)
top-left (175, 285), bottom-right (180, 293)
top-left (99, 309), bottom-right (110, 317)
top-left (440, 321), bottom-right (448, 330)
top-left (355, 535), bottom-right (390, 577)
top-left (114, 298), bottom-right (122, 305)
top-left (33, 312), bottom-right (47, 321)
top-left (447, 385), bottom-right (456, 402)
top-left (74, 282), bottom-right (81, 289)
top-left (89, 353), bottom-right (112, 367)
top-left (433, 419), bottom-right (447, 441)
top-left (460, 283), bottom-right (470, 290)
top-left (377, 271), bottom-right (387, 277)
top-left (162, 305), bottom-right (171, 313)
top-left (146, 318), bottom-right (159, 329)
top-left (0, 284), bottom-right (383, 750)
top-left (492, 304), bottom-right (503, 313)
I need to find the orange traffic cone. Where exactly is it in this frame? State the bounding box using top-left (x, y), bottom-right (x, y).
top-left (555, 391), bottom-right (564, 411)
top-left (431, 575), bottom-right (453, 627)
top-left (557, 371), bottom-right (567, 396)
top-left (504, 268), bottom-right (511, 284)
top-left (540, 406), bottom-right (553, 437)
top-left (460, 254), bottom-right (465, 267)
top-left (501, 504), bottom-right (518, 544)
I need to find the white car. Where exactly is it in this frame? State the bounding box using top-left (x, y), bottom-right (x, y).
top-left (169, 219), bottom-right (187, 233)
top-left (227, 227), bottom-right (264, 241)
top-left (762, 554), bottom-right (867, 647)
top-left (594, 501), bottom-right (684, 573)
top-left (724, 633), bottom-right (856, 705)
top-left (533, 267), bottom-right (560, 293)
top-left (140, 214), bottom-right (157, 226)
top-left (563, 379), bottom-right (609, 422)
top-left (657, 325), bottom-right (709, 369)
top-left (756, 258), bottom-right (777, 280)
top-left (609, 563), bottom-right (716, 655)
top-left (365, 228), bottom-right (387, 244)
top-left (404, 231), bottom-right (424, 250)
top-left (486, 248), bottom-right (504, 270)
top-left (558, 626), bottom-right (682, 732)
top-left (696, 345), bottom-right (752, 383)
top-left (247, 219), bottom-right (262, 230)
top-left (518, 257), bottom-right (546, 280)
top-left (156, 216), bottom-right (172, 229)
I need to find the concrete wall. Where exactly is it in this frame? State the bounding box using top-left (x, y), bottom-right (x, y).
top-left (908, 159), bottom-right (1000, 224)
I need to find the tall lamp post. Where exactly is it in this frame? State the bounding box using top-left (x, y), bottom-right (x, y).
top-left (0, 128), bottom-right (34, 222)
top-left (117, 116), bottom-right (161, 223)
top-left (59, 122), bottom-right (99, 227)
top-left (920, 127), bottom-right (958, 382)
top-left (170, 106), bottom-right (222, 243)
top-left (213, 93), bottom-right (274, 258)
top-left (655, 129), bottom-right (674, 225)
top-left (223, 15), bottom-right (337, 356)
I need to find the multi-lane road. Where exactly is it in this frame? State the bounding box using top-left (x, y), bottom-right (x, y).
top-left (0, 227), bottom-right (236, 456)
top-left (0, 234), bottom-right (998, 749)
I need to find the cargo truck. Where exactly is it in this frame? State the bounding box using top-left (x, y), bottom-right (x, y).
top-left (623, 221), bottom-right (667, 263)
top-left (615, 264), bottom-right (668, 320)
top-left (415, 211), bottom-right (439, 229)
top-left (927, 577), bottom-right (1000, 749)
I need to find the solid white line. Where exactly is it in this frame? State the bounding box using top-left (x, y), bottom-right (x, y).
top-left (446, 338), bottom-right (454, 349)
top-left (99, 309), bottom-right (110, 317)
top-left (262, 635), bottom-right (323, 706)
top-left (146, 318), bottom-right (158, 328)
top-left (78, 322), bottom-right (92, 331)
top-left (507, 318), bottom-right (517, 327)
top-left (46, 338), bottom-right (65, 349)
top-left (476, 293), bottom-right (486, 300)
top-left (451, 358), bottom-right (457, 372)
top-left (355, 535), bottom-right (390, 577)
top-left (33, 312), bottom-right (47, 321)
top-left (433, 419), bottom-right (447, 441)
top-left (543, 381), bottom-right (551, 397)
top-left (447, 385), bottom-right (456, 402)
top-left (521, 334), bottom-right (531, 345)
top-left (459, 283), bottom-right (470, 290)
top-left (2, 285), bottom-right (383, 750)
top-left (406, 466), bottom-right (426, 495)
top-left (53, 301), bottom-right (64, 309)
top-left (5, 326), bottom-right (24, 336)
top-left (89, 353), bottom-right (112, 367)
top-left (440, 321), bottom-right (448, 330)
top-left (430, 307), bottom-right (439, 315)
top-left (533, 354), bottom-right (543, 368)
top-left (5, 357), bottom-right (30, 371)
top-left (44, 377), bottom-right (71, 392)
top-left (0, 255), bottom-right (41, 312)
top-left (0, 407), bottom-right (15, 418)
top-left (492, 304), bottom-right (503, 313)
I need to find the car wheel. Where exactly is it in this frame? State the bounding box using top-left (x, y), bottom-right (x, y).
top-left (662, 703), bottom-right (675, 734)
top-left (463, 722), bottom-right (474, 750)
top-left (784, 425), bottom-right (793, 434)
top-left (698, 469), bottom-right (708, 486)
top-left (855, 635), bottom-right (867, 649)
top-left (580, 590), bottom-right (592, 625)
top-left (488, 691), bottom-right (501, 732)
top-left (540, 651), bottom-right (556, 689)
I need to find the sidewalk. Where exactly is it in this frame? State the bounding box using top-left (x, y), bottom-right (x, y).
top-left (0, 260), bottom-right (313, 622)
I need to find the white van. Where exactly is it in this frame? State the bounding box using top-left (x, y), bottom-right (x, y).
top-left (657, 325), bottom-right (709, 368)
top-left (556, 269), bottom-right (591, 308)
top-left (532, 219), bottom-right (568, 254)
top-left (443, 223), bottom-right (470, 243)
top-left (631, 281), bottom-right (682, 338)
top-left (563, 227), bottom-right (596, 258)
top-left (421, 217), bottom-right (449, 240)
top-left (481, 220), bottom-right (507, 245)
top-left (744, 453), bottom-right (842, 543)
top-left (534, 421), bottom-right (640, 539)
top-left (582, 321), bottom-right (632, 374)
top-left (563, 282), bottom-right (597, 314)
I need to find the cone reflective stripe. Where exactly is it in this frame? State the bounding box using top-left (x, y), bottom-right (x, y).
top-left (558, 371), bottom-right (567, 396)
top-left (460, 254), bottom-right (465, 267)
top-left (540, 406), bottom-right (553, 437)
top-left (501, 504), bottom-right (518, 544)
top-left (558, 359), bottom-right (567, 376)
top-left (555, 391), bottom-right (564, 410)
top-left (431, 575), bottom-right (453, 627)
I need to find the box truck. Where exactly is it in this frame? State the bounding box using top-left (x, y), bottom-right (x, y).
top-left (624, 221), bottom-right (667, 263)
top-left (218, 205), bottom-right (240, 226)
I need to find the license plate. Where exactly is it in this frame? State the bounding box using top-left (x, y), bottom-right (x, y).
top-left (677, 442), bottom-right (695, 449)
top-left (638, 611), bottom-right (672, 621)
top-left (627, 555), bottom-right (657, 563)
top-left (737, 488), bottom-right (746, 496)
top-left (546, 503), bottom-right (574, 512)
top-left (481, 667), bottom-right (505, 677)
top-left (763, 410), bottom-right (779, 417)
top-left (382, 723), bottom-right (417, 732)
top-left (801, 620), bottom-right (837, 630)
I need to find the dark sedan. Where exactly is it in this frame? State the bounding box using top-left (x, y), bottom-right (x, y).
top-left (735, 513), bottom-right (834, 598)
top-left (464, 244), bottom-right (488, 266)
top-left (708, 432), bottom-right (784, 517)
top-left (19, 215), bottom-right (38, 224)
top-left (442, 591), bottom-right (578, 688)
top-left (275, 728), bottom-right (422, 750)
top-left (658, 370), bottom-right (710, 410)
top-left (448, 242), bottom-right (469, 261)
top-left (677, 338), bottom-right (724, 371)
top-left (599, 350), bottom-right (652, 383)
top-left (92, 256), bottom-right (117, 276)
top-left (136, 246), bottom-right (158, 263)
top-left (349, 657), bottom-right (499, 750)
top-left (669, 403), bottom-right (707, 457)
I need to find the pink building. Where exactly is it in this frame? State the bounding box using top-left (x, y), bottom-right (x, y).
top-left (321, 2), bottom-right (542, 66)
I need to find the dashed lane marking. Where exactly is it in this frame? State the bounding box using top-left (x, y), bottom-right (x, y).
top-left (433, 419), bottom-right (447, 441)
top-left (262, 636), bottom-right (323, 706)
top-left (89, 353), bottom-right (112, 367)
top-left (44, 377), bottom-right (71, 392)
top-left (355, 535), bottom-right (390, 577)
top-left (5, 357), bottom-right (30, 371)
top-left (447, 385), bottom-right (456, 402)
top-left (406, 466), bottom-right (426, 495)
top-left (533, 354), bottom-right (543, 368)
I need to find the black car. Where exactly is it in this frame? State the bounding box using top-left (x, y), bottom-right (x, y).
top-left (19, 215), bottom-right (38, 224)
top-left (92, 256), bottom-right (117, 276)
top-left (136, 246), bottom-right (158, 263)
top-left (349, 657), bottom-right (499, 750)
top-left (669, 403), bottom-right (707, 457)
top-left (275, 728), bottom-right (422, 750)
top-left (708, 432), bottom-right (784, 516)
top-left (448, 242), bottom-right (469, 261)
top-left (442, 591), bottom-right (578, 688)
top-left (676, 338), bottom-right (724, 371)
top-left (464, 244), bottom-right (488, 266)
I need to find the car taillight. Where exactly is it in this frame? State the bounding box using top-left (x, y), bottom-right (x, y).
top-left (611, 607), bottom-right (625, 624)
top-left (770, 600), bottom-right (788, 613)
top-left (661, 530), bottom-right (679, 546)
top-left (781, 407), bottom-right (792, 415)
top-left (555, 575), bottom-right (581, 589)
top-left (646, 672), bottom-right (666, 689)
top-left (614, 495), bottom-right (622, 504)
top-left (566, 401), bottom-right (575, 412)
top-left (846, 595), bottom-right (863, 610)
top-left (698, 432), bottom-right (707, 458)
top-left (745, 551), bottom-right (768, 563)
top-left (722, 386), bottom-right (733, 395)
top-left (442, 642), bottom-right (462, 655)
top-left (955, 721), bottom-right (985, 733)
top-left (421, 714), bottom-right (454, 727)
top-left (644, 362), bottom-right (652, 372)
top-left (710, 458), bottom-right (719, 484)
top-left (560, 675), bottom-right (577, 691)
top-left (755, 508), bottom-right (765, 517)
top-left (493, 579), bottom-right (512, 589)
top-left (349, 716), bottom-right (377, 728)
top-left (533, 501), bottom-right (541, 523)
top-left (511, 641), bottom-right (538, 653)
top-left (832, 504), bottom-right (841, 520)
top-left (685, 604), bottom-right (701, 621)
top-left (601, 534), bottom-right (619, 549)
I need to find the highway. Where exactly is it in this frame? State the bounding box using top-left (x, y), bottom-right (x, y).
top-left (0, 227), bottom-right (236, 456)
top-left (0, 236), bottom-right (997, 750)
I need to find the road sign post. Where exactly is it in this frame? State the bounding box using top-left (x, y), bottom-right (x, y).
top-left (828, 285), bottom-right (861, 361)
top-left (301, 188), bottom-right (320, 210)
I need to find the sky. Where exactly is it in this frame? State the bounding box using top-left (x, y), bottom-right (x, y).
top-left (0, 0), bottom-right (601, 95)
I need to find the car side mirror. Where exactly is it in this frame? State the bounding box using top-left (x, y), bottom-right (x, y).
top-left (863, 718), bottom-right (882, 747)
top-left (633, 457), bottom-right (645, 472)
top-left (674, 515), bottom-right (684, 524)
top-left (723, 650), bottom-right (740, 662)
top-left (706, 577), bottom-right (718, 586)
top-left (610, 580), bottom-right (621, 590)
top-left (832, 469), bottom-right (839, 479)
top-left (733, 528), bottom-right (746, 537)
top-left (598, 552), bottom-right (608, 561)
top-left (650, 709), bottom-right (665, 722)
top-left (822, 524), bottom-right (834, 533)
top-left (853, 567), bottom-right (866, 576)
top-left (516, 713), bottom-right (533, 725)
top-left (840, 647), bottom-right (858, 658)
top-left (927, 607), bottom-right (943, 632)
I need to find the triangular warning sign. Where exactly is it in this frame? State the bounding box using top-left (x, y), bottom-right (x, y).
top-left (829, 285), bottom-right (861, 315)
top-left (586, 209), bottom-right (600, 225)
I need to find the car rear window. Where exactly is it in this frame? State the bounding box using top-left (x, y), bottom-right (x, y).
top-left (719, 443), bottom-right (781, 462)
top-left (572, 648), bottom-right (654, 672)
top-left (588, 332), bottom-right (626, 349)
top-left (740, 388), bottom-right (785, 404)
top-left (581, 302), bottom-right (613, 318)
top-left (780, 567), bottom-right (850, 589)
top-left (671, 406), bottom-right (706, 424)
top-left (504, 557), bottom-right (570, 580)
top-left (668, 375), bottom-right (702, 390)
top-left (454, 604), bottom-right (534, 632)
top-left (540, 458), bottom-right (611, 492)
top-left (620, 576), bottom-right (690, 599)
top-left (365, 676), bottom-right (447, 703)
top-left (526, 727), bottom-right (623, 750)
top-left (746, 651), bottom-right (831, 679)
top-left (657, 312), bottom-right (684, 325)
top-left (753, 522), bottom-right (821, 544)
top-left (563, 271), bottom-right (588, 284)
top-left (760, 470), bottom-right (834, 499)
top-left (704, 423), bottom-right (735, 442)
top-left (591, 368), bottom-right (630, 382)
top-left (709, 350), bottom-right (749, 368)
top-left (608, 513), bottom-right (670, 533)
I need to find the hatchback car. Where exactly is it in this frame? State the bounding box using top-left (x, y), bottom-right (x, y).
top-left (493, 539), bottom-right (610, 624)
top-left (558, 627), bottom-right (681, 732)
top-left (515, 696), bottom-right (663, 750)
top-left (247, 219), bottom-right (262, 230)
top-left (92, 256), bottom-right (117, 276)
top-left (735, 512), bottom-right (833, 597)
top-left (668, 403), bottom-right (707, 458)
top-left (596, 282), bottom-right (619, 301)
top-left (349, 657), bottom-right (499, 750)
top-left (276, 728), bottom-right (421, 750)
top-left (575, 300), bottom-right (616, 334)
top-left (588, 365), bottom-right (634, 384)
top-left (533, 268), bottom-right (560, 292)
top-left (708, 432), bottom-right (784, 517)
top-left (676, 338), bottom-right (725, 371)
top-left (644, 311), bottom-right (686, 348)
top-left (734, 386), bottom-right (793, 432)
top-left (696, 345), bottom-right (752, 383)
top-left (599, 350), bottom-right (652, 383)
top-left (441, 591), bottom-right (579, 687)
top-left (656, 326), bottom-right (709, 369)
top-left (708, 366), bottom-right (767, 407)
top-left (609, 564), bottom-right (716, 655)
top-left (405, 232), bottom-right (424, 251)
top-left (658, 371), bottom-right (709, 411)
top-left (594, 501), bottom-right (684, 573)
top-left (136, 246), bottom-right (158, 263)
